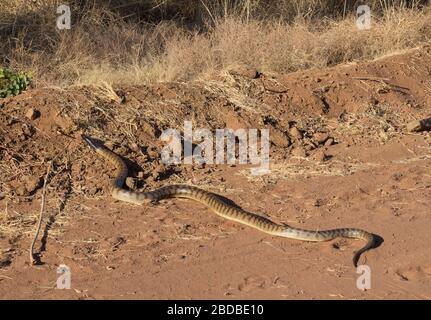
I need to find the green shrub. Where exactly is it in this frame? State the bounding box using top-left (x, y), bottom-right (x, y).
top-left (0, 68), bottom-right (31, 98)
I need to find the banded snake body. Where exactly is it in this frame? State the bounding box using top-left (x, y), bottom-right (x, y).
top-left (83, 135), bottom-right (375, 267)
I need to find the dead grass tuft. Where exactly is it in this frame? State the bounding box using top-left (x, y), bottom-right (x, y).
top-left (0, 2), bottom-right (430, 86)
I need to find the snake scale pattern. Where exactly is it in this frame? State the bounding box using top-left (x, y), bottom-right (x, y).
top-left (83, 135), bottom-right (375, 266)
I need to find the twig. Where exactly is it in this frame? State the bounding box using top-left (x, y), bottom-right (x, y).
top-left (199, 0), bottom-right (217, 26)
top-left (352, 76), bottom-right (410, 92)
top-left (352, 76), bottom-right (391, 82)
top-left (29, 162), bottom-right (52, 265)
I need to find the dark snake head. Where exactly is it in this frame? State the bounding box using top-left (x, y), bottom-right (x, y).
top-left (81, 135), bottom-right (104, 150)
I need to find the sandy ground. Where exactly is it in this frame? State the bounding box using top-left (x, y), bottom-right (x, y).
top-left (0, 45), bottom-right (430, 299)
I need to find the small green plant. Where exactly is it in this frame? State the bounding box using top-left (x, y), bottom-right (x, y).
top-left (0, 68), bottom-right (31, 98)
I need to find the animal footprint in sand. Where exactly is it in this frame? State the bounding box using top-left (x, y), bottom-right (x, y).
top-left (394, 265), bottom-right (431, 283)
top-left (238, 275), bottom-right (267, 292)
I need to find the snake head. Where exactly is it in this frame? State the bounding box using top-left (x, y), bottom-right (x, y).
top-left (82, 135), bottom-right (103, 150)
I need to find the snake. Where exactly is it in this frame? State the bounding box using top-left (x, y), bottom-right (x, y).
top-left (82, 135), bottom-right (375, 267)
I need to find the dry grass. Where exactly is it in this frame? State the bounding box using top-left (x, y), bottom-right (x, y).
top-left (1, 1), bottom-right (430, 86)
top-left (242, 160), bottom-right (383, 183)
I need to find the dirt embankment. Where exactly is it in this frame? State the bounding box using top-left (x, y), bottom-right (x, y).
top-left (0, 45), bottom-right (430, 299)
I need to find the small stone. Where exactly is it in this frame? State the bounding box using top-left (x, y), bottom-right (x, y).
top-left (54, 116), bottom-right (76, 134)
top-left (25, 108), bottom-right (40, 120)
top-left (21, 124), bottom-right (34, 137)
top-left (125, 177), bottom-right (137, 190)
top-left (147, 147), bottom-right (159, 159)
top-left (324, 138), bottom-right (334, 146)
top-left (289, 127), bottom-right (303, 140)
top-left (304, 142), bottom-right (318, 151)
top-left (88, 186), bottom-right (101, 195)
top-left (313, 132), bottom-right (329, 145)
top-left (152, 163), bottom-right (165, 178)
top-left (406, 117), bottom-right (431, 132)
top-left (15, 185), bottom-right (27, 196)
top-left (291, 146), bottom-right (306, 157)
top-left (271, 130), bottom-right (291, 147)
top-left (151, 171), bottom-right (160, 179)
top-left (105, 141), bottom-right (115, 149)
top-left (141, 122), bottom-right (157, 138)
top-left (311, 150), bottom-right (328, 162)
top-left (129, 143), bottom-right (140, 152)
top-left (25, 176), bottom-right (42, 194)
top-left (229, 66), bottom-right (260, 79)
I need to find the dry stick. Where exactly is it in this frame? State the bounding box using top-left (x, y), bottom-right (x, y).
top-left (29, 162), bottom-right (52, 265)
top-left (199, 0), bottom-right (216, 26)
top-left (353, 76), bottom-right (410, 92)
top-left (352, 76), bottom-right (391, 82)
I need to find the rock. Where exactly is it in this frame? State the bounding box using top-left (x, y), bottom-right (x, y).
top-left (151, 163), bottom-right (165, 180)
top-left (25, 108), bottom-right (40, 120)
top-left (21, 124), bottom-right (34, 137)
top-left (141, 122), bottom-right (157, 138)
top-left (15, 185), bottom-right (27, 196)
top-left (229, 66), bottom-right (260, 79)
top-left (125, 177), bottom-right (137, 190)
top-left (146, 176), bottom-right (155, 184)
top-left (105, 141), bottom-right (115, 149)
top-left (289, 127), bottom-right (303, 140)
top-left (147, 147), bottom-right (159, 159)
top-left (54, 115), bottom-right (76, 134)
top-left (311, 150), bottom-right (328, 162)
top-left (25, 176), bottom-right (42, 194)
top-left (324, 138), bottom-right (334, 146)
top-left (129, 143), bottom-right (140, 152)
top-left (304, 142), bottom-right (317, 151)
top-left (291, 146), bottom-right (306, 157)
top-left (271, 130), bottom-right (291, 147)
top-left (10, 176), bottom-right (42, 196)
top-left (406, 117), bottom-right (431, 132)
top-left (88, 186), bottom-right (101, 195)
top-left (313, 132), bottom-right (329, 145)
